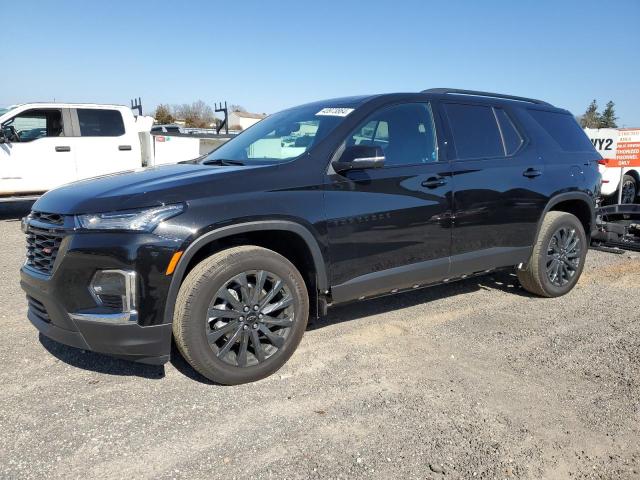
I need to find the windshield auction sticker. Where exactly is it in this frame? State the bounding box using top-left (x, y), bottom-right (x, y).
top-left (316, 107), bottom-right (354, 117)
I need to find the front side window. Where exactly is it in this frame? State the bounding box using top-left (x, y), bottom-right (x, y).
top-left (205, 104), bottom-right (350, 164)
top-left (77, 109), bottom-right (125, 137)
top-left (347, 103), bottom-right (438, 166)
top-left (1, 109), bottom-right (64, 142)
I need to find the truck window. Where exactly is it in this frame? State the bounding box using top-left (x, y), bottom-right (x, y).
top-left (528, 109), bottom-right (594, 152)
top-left (1, 109), bottom-right (64, 142)
top-left (444, 103), bottom-right (504, 160)
top-left (77, 109), bottom-right (125, 137)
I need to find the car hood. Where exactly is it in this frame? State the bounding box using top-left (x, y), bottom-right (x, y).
top-left (33, 163), bottom-right (263, 214)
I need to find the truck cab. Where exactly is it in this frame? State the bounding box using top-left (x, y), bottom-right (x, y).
top-left (0, 103), bottom-right (153, 200)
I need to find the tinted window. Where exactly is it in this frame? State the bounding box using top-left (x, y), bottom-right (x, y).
top-left (1, 109), bottom-right (63, 142)
top-left (495, 108), bottom-right (523, 155)
top-left (77, 109), bottom-right (125, 137)
top-left (206, 103), bottom-right (347, 163)
top-left (528, 109), bottom-right (594, 152)
top-left (444, 103), bottom-right (503, 159)
top-left (347, 103), bottom-right (438, 166)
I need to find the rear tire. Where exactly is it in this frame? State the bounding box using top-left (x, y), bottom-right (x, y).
top-left (173, 245), bottom-right (309, 385)
top-left (517, 211), bottom-right (587, 298)
top-left (620, 174), bottom-right (637, 204)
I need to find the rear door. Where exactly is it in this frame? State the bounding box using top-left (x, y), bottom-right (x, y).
top-left (0, 108), bottom-right (76, 194)
top-left (325, 101), bottom-right (453, 302)
top-left (439, 101), bottom-right (547, 275)
top-left (71, 108), bottom-right (139, 180)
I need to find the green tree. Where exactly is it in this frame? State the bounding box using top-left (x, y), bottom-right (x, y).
top-left (579, 99), bottom-right (600, 128)
top-left (599, 101), bottom-right (618, 128)
top-left (154, 104), bottom-right (174, 124)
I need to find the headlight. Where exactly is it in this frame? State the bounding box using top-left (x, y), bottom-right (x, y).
top-left (76, 204), bottom-right (185, 232)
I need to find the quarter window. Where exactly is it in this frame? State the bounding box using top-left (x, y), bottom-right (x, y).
top-left (77, 109), bottom-right (125, 137)
top-left (347, 103), bottom-right (438, 166)
top-left (528, 109), bottom-right (594, 152)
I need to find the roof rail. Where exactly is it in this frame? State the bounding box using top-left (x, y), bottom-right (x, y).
top-left (421, 88), bottom-right (552, 106)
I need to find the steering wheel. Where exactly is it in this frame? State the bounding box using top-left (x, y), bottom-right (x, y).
top-left (5, 125), bottom-right (20, 142)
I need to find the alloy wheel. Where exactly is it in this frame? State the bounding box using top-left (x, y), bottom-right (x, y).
top-left (206, 270), bottom-right (295, 367)
top-left (546, 227), bottom-right (581, 287)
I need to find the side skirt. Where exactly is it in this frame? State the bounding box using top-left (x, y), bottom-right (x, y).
top-left (330, 246), bottom-right (531, 305)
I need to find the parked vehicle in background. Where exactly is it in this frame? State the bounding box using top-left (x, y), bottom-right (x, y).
top-left (585, 128), bottom-right (640, 204)
top-left (151, 124), bottom-right (182, 134)
top-left (0, 103), bottom-right (154, 201)
top-left (0, 104), bottom-right (215, 202)
top-left (20, 89), bottom-right (601, 385)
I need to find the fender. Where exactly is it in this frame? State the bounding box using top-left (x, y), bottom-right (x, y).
top-left (162, 220), bottom-right (328, 324)
top-left (534, 191), bottom-right (596, 242)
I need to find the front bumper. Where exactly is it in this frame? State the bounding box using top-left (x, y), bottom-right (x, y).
top-left (20, 228), bottom-right (184, 365)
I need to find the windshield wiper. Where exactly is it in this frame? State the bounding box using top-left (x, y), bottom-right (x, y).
top-left (201, 158), bottom-right (245, 166)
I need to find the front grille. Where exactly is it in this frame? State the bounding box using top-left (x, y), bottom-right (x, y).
top-left (26, 227), bottom-right (64, 275)
top-left (31, 211), bottom-right (64, 226)
top-left (27, 295), bottom-right (51, 323)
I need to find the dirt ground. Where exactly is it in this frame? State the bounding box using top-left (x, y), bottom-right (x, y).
top-left (0, 203), bottom-right (638, 479)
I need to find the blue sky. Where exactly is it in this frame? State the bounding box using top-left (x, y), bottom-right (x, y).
top-left (3, 0), bottom-right (640, 125)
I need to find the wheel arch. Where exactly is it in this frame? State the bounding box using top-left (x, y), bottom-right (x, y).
top-left (537, 192), bottom-right (596, 242)
top-left (163, 220), bottom-right (328, 325)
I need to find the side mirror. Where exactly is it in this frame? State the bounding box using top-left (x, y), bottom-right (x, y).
top-left (332, 145), bottom-right (385, 173)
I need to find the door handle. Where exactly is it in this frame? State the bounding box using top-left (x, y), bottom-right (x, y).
top-left (118, 145), bottom-right (132, 151)
top-left (523, 168), bottom-right (542, 178)
top-left (422, 176), bottom-right (447, 188)
top-left (55, 146), bottom-right (71, 152)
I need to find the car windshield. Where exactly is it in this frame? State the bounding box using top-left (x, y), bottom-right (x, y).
top-left (203, 103), bottom-right (353, 164)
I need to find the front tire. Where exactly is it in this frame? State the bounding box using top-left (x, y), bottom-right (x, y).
top-left (173, 246), bottom-right (309, 385)
top-left (517, 211), bottom-right (587, 298)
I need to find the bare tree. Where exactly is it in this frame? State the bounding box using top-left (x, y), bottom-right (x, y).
top-left (229, 104), bottom-right (247, 113)
top-left (171, 100), bottom-right (215, 128)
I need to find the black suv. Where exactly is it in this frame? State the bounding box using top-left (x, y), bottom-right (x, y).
top-left (21, 89), bottom-right (601, 384)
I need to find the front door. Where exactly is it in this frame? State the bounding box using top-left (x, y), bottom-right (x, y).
top-left (439, 101), bottom-right (548, 275)
top-left (324, 102), bottom-right (453, 303)
top-left (0, 108), bottom-right (76, 195)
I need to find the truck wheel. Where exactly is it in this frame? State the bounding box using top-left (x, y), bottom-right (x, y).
top-left (173, 246), bottom-right (309, 385)
top-left (517, 211), bottom-right (587, 298)
top-left (620, 175), bottom-right (637, 204)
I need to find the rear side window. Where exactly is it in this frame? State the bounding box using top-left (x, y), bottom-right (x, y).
top-left (528, 109), bottom-right (594, 152)
top-left (77, 109), bottom-right (125, 137)
top-left (444, 104), bottom-right (504, 159)
top-left (495, 108), bottom-right (523, 155)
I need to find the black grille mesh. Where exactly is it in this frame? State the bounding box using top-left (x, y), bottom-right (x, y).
top-left (26, 227), bottom-right (64, 275)
top-left (30, 211), bottom-right (64, 226)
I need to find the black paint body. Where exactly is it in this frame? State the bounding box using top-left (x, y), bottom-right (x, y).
top-left (20, 92), bottom-right (601, 364)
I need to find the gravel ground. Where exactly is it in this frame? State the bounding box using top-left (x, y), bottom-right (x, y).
top-left (1, 203), bottom-right (639, 480)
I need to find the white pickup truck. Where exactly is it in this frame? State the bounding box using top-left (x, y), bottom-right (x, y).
top-left (0, 102), bottom-right (203, 202)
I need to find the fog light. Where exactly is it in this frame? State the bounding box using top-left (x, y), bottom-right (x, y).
top-left (90, 270), bottom-right (137, 312)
